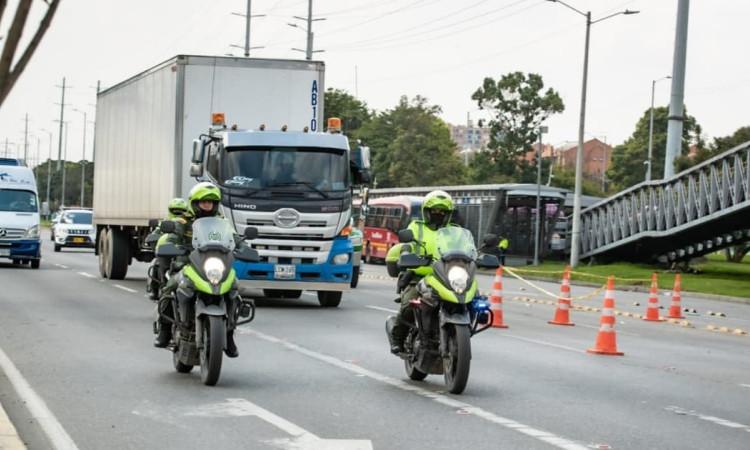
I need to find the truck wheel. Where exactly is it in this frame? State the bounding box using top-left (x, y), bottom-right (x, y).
top-left (350, 268), bottom-right (360, 288)
top-left (317, 291), bottom-right (342, 308)
top-left (98, 228), bottom-right (109, 278)
top-left (31, 259), bottom-right (40, 269)
top-left (263, 289), bottom-right (302, 299)
top-left (106, 228), bottom-right (129, 280)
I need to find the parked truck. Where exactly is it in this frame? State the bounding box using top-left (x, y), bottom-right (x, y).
top-left (93, 55), bottom-right (370, 307)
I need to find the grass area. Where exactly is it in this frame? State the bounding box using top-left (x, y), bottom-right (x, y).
top-left (41, 218), bottom-right (51, 228)
top-left (510, 253), bottom-right (750, 298)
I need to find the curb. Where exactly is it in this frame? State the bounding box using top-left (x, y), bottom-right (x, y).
top-left (0, 401), bottom-right (26, 450)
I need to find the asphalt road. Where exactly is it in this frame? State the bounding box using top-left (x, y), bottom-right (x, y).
top-left (1, 233), bottom-right (749, 450)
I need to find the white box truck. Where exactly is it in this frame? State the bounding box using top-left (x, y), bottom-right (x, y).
top-left (93, 55), bottom-right (370, 307)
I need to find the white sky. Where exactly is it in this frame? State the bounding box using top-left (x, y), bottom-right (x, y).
top-left (1, 0), bottom-right (748, 164)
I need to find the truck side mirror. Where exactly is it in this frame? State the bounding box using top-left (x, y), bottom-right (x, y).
top-left (191, 139), bottom-right (204, 163)
top-left (189, 163), bottom-right (204, 177)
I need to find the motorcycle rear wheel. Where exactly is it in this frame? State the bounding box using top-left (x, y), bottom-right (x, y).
top-left (200, 316), bottom-right (225, 386)
top-left (404, 332), bottom-right (427, 381)
top-left (443, 325), bottom-right (471, 394)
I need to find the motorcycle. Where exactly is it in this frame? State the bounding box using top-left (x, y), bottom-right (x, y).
top-left (386, 226), bottom-right (499, 394)
top-left (156, 217), bottom-right (259, 386)
top-left (144, 219), bottom-right (165, 300)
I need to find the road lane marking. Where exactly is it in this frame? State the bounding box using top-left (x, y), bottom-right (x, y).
top-left (54, 264), bottom-right (69, 269)
top-left (76, 272), bottom-right (95, 279)
top-left (365, 305), bottom-right (397, 314)
top-left (240, 328), bottom-right (588, 450)
top-left (740, 384), bottom-right (750, 389)
top-left (113, 284), bottom-right (137, 293)
top-left (0, 346), bottom-right (79, 449)
top-left (665, 406), bottom-right (750, 432)
top-left (185, 398), bottom-right (372, 449)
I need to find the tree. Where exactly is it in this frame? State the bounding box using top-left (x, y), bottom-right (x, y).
top-left (0, 0), bottom-right (61, 107)
top-left (34, 159), bottom-right (94, 210)
top-left (357, 95), bottom-right (465, 188)
top-left (323, 88), bottom-right (371, 140)
top-left (607, 106), bottom-right (702, 190)
top-left (469, 72), bottom-right (564, 182)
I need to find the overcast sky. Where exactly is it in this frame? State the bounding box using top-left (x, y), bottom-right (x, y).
top-left (1, 0), bottom-right (748, 164)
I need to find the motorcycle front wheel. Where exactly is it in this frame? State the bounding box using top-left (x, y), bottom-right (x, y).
top-left (443, 324), bottom-right (471, 394)
top-left (200, 316), bottom-right (225, 386)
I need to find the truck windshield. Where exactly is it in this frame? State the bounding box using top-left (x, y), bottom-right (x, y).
top-left (0, 189), bottom-right (37, 212)
top-left (219, 146), bottom-right (348, 193)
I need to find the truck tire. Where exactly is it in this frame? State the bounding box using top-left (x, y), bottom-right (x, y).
top-left (98, 228), bottom-right (109, 278)
top-left (350, 268), bottom-right (360, 288)
top-left (317, 291), bottom-right (342, 308)
top-left (31, 259), bottom-right (40, 269)
top-left (105, 228), bottom-right (129, 280)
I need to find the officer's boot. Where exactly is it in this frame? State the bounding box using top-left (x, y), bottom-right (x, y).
top-left (225, 329), bottom-right (239, 358)
top-left (386, 316), bottom-right (408, 355)
top-left (153, 296), bottom-right (174, 348)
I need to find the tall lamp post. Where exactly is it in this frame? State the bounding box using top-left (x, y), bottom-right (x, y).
top-left (72, 108), bottom-right (91, 207)
top-left (645, 76), bottom-right (671, 182)
top-left (534, 125), bottom-right (548, 266)
top-left (40, 129), bottom-right (53, 214)
top-left (546, 0), bottom-right (639, 267)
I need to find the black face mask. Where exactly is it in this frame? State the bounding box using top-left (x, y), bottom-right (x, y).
top-left (427, 210), bottom-right (447, 229)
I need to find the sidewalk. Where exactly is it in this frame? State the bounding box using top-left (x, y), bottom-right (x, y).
top-left (0, 400), bottom-right (25, 450)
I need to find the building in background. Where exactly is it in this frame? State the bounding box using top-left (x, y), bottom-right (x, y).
top-left (449, 117), bottom-right (491, 164)
top-left (554, 138), bottom-right (612, 186)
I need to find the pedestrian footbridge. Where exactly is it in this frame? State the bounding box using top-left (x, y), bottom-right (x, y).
top-left (580, 141), bottom-right (750, 263)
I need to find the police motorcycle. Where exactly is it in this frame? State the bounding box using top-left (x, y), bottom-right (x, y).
top-left (156, 218), bottom-right (259, 386)
top-left (145, 219), bottom-right (166, 300)
top-left (386, 227), bottom-right (499, 394)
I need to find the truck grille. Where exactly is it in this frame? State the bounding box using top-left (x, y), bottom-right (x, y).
top-left (0, 227), bottom-right (24, 240)
top-left (246, 219), bottom-right (328, 228)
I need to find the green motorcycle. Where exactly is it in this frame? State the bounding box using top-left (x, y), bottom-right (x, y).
top-left (157, 217), bottom-right (259, 386)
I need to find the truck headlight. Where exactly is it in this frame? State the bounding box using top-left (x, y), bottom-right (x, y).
top-left (203, 257), bottom-right (226, 285)
top-left (448, 266), bottom-right (469, 294)
top-left (24, 225), bottom-right (39, 238)
top-left (333, 253), bottom-right (350, 265)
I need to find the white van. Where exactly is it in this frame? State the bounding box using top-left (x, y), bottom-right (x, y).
top-left (0, 166), bottom-right (41, 268)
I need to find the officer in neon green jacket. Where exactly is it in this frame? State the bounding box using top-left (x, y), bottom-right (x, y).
top-left (387, 190), bottom-right (455, 354)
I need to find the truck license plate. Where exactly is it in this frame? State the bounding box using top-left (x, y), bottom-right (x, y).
top-left (0, 248), bottom-right (9, 256)
top-left (274, 265), bottom-right (296, 280)
top-left (73, 237), bottom-right (85, 243)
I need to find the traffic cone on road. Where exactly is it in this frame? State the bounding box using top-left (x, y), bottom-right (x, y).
top-left (587, 276), bottom-right (624, 356)
top-left (643, 273), bottom-right (665, 322)
top-left (490, 267), bottom-right (508, 328)
top-left (549, 266), bottom-right (574, 326)
top-left (667, 274), bottom-right (685, 319)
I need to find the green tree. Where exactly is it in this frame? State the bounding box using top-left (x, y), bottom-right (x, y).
top-left (34, 160), bottom-right (94, 211)
top-left (470, 72), bottom-right (564, 182)
top-left (358, 95), bottom-right (465, 188)
top-left (607, 106), bottom-right (702, 190)
top-left (549, 167), bottom-right (605, 197)
top-left (324, 88), bottom-right (371, 146)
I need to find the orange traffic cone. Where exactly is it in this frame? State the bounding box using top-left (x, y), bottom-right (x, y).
top-left (643, 272), bottom-right (665, 322)
top-left (549, 265), bottom-right (574, 326)
top-left (587, 276), bottom-right (624, 356)
top-left (667, 274), bottom-right (685, 319)
top-left (489, 267), bottom-right (508, 328)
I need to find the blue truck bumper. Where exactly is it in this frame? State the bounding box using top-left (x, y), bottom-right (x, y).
top-left (235, 237), bottom-right (353, 291)
top-left (0, 239), bottom-right (41, 260)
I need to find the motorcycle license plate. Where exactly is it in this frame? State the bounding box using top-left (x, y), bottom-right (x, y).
top-left (73, 237), bottom-right (85, 243)
top-left (274, 265), bottom-right (296, 280)
top-left (0, 248), bottom-right (9, 256)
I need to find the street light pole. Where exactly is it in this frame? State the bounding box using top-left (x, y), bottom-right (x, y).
top-left (646, 76), bottom-right (671, 182)
top-left (546, 0), bottom-right (639, 268)
top-left (73, 109), bottom-right (88, 206)
top-left (41, 129), bottom-right (53, 213)
top-left (60, 122), bottom-right (68, 207)
top-left (534, 125), bottom-right (548, 266)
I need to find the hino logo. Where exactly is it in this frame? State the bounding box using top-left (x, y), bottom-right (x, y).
top-left (0, 228), bottom-right (5, 237)
top-left (233, 203), bottom-right (257, 210)
top-left (273, 208), bottom-right (301, 228)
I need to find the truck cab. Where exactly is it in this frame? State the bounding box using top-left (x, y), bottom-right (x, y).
top-left (0, 166), bottom-right (41, 268)
top-left (190, 117), bottom-right (370, 307)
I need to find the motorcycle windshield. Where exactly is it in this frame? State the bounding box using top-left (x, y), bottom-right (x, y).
top-left (435, 227), bottom-right (477, 261)
top-left (191, 217), bottom-right (236, 252)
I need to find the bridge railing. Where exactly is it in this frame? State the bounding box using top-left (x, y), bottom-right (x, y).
top-left (580, 141), bottom-right (750, 259)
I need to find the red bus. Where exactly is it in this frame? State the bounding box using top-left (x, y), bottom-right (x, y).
top-left (363, 196), bottom-right (423, 263)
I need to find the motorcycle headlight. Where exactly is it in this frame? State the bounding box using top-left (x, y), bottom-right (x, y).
top-left (24, 225), bottom-right (39, 238)
top-left (203, 257), bottom-right (226, 285)
top-left (448, 266), bottom-right (469, 294)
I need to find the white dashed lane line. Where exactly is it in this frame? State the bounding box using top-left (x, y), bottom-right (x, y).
top-left (76, 272), bottom-right (96, 279)
top-left (113, 284), bottom-right (138, 294)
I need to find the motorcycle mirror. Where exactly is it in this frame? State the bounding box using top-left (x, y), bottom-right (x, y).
top-left (397, 229), bottom-right (414, 243)
top-left (398, 252), bottom-right (427, 269)
top-left (159, 220), bottom-right (176, 233)
top-left (155, 243), bottom-right (186, 258)
top-left (476, 254), bottom-right (500, 269)
top-left (482, 233), bottom-right (498, 246)
top-left (244, 226), bottom-right (259, 240)
top-left (235, 246), bottom-right (260, 263)
top-left (148, 218), bottom-right (159, 228)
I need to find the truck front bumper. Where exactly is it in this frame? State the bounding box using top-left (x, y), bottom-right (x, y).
top-left (0, 239), bottom-right (41, 260)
